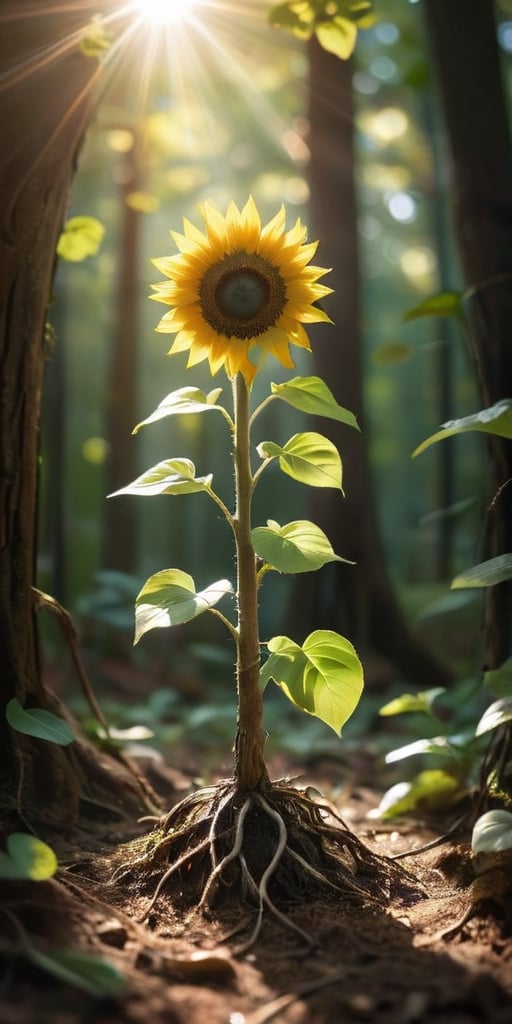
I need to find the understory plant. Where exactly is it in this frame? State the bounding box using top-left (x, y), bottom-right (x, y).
top-left (110, 197), bottom-right (402, 941)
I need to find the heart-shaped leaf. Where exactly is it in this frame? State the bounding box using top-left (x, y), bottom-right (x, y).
top-left (260, 629), bottom-right (363, 734)
top-left (252, 519), bottom-right (350, 574)
top-left (135, 569), bottom-right (232, 644)
top-left (132, 387), bottom-right (224, 434)
top-left (271, 376), bottom-right (359, 430)
top-left (6, 699), bottom-right (74, 745)
top-left (0, 833), bottom-right (58, 880)
top-left (257, 432), bottom-right (343, 490)
top-left (108, 459), bottom-right (212, 498)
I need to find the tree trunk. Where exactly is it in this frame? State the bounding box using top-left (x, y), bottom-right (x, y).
top-left (424, 0), bottom-right (512, 671)
top-left (0, 3), bottom-right (151, 829)
top-left (293, 38), bottom-right (453, 688)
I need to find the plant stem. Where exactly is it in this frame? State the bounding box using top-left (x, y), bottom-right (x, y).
top-left (232, 374), bottom-right (270, 794)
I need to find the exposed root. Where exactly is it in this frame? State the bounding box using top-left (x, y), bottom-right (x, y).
top-left (107, 778), bottom-right (422, 950)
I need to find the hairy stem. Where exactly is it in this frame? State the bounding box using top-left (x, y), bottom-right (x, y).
top-left (233, 374), bottom-right (270, 793)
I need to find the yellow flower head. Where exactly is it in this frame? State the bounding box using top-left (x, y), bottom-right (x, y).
top-left (150, 196), bottom-right (333, 386)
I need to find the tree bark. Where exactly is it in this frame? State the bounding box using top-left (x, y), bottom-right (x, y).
top-left (0, 2), bottom-right (151, 828)
top-left (294, 38), bottom-right (453, 688)
top-left (424, 0), bottom-right (512, 670)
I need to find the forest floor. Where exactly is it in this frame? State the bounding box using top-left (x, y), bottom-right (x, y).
top-left (2, 756), bottom-right (512, 1024)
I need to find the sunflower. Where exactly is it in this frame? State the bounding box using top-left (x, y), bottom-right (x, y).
top-left (150, 196), bottom-right (333, 386)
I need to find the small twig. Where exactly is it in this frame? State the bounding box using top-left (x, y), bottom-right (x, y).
top-left (389, 813), bottom-right (468, 860)
top-left (32, 587), bottom-right (109, 734)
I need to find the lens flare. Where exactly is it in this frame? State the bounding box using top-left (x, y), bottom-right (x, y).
top-left (131, 0), bottom-right (199, 27)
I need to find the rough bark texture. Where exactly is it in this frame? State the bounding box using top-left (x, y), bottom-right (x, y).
top-left (293, 39), bottom-right (452, 688)
top-left (425, 0), bottom-right (512, 671)
top-left (0, 3), bottom-right (150, 828)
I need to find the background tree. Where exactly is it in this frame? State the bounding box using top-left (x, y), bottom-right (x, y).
top-left (0, 2), bottom-right (149, 830)
top-left (289, 36), bottom-right (453, 688)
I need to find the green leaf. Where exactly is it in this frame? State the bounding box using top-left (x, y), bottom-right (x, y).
top-left (257, 432), bottom-right (343, 490)
top-left (108, 459), bottom-right (212, 498)
top-left (484, 659), bottom-right (512, 698)
top-left (369, 770), bottom-right (460, 820)
top-left (260, 629), bottom-right (363, 734)
top-left (372, 342), bottom-right (412, 366)
top-left (384, 736), bottom-right (455, 764)
top-left (26, 946), bottom-right (125, 997)
top-left (6, 698), bottom-right (74, 745)
top-left (403, 290), bottom-right (462, 323)
top-left (268, 1), bottom-right (315, 37)
top-left (56, 216), bottom-right (105, 262)
top-left (0, 833), bottom-right (58, 880)
top-left (475, 697), bottom-right (512, 737)
top-left (315, 17), bottom-right (358, 58)
top-left (132, 387), bottom-right (224, 434)
top-left (451, 554), bottom-right (512, 589)
top-left (271, 376), bottom-right (359, 430)
top-left (379, 688), bottom-right (445, 717)
top-left (134, 570), bottom-right (232, 644)
top-left (80, 16), bottom-right (112, 57)
top-left (413, 399), bottom-right (512, 457)
top-left (472, 810), bottom-right (512, 855)
top-left (252, 519), bottom-right (350, 574)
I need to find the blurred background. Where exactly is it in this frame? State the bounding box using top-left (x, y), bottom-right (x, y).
top-left (36, 0), bottom-right (511, 783)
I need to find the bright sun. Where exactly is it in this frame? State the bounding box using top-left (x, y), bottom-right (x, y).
top-left (132, 0), bottom-right (199, 27)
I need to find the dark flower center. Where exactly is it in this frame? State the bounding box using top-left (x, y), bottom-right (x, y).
top-left (215, 269), bottom-right (270, 321)
top-left (199, 252), bottom-right (286, 340)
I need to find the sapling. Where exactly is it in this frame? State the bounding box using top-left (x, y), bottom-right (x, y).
top-left (110, 197), bottom-right (402, 943)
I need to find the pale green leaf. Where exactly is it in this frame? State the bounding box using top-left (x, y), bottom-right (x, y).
top-left (271, 376), bottom-right (359, 430)
top-left (451, 554), bottom-right (512, 589)
top-left (413, 399), bottom-right (512, 457)
top-left (108, 459), bottom-right (212, 498)
top-left (0, 833), bottom-right (58, 880)
top-left (379, 688), bottom-right (445, 717)
top-left (260, 629), bottom-right (363, 734)
top-left (484, 659), bottom-right (512, 698)
top-left (252, 519), bottom-right (350, 574)
top-left (475, 697), bottom-right (512, 737)
top-left (257, 432), bottom-right (343, 490)
top-left (134, 569), bottom-right (232, 644)
top-left (372, 342), bottom-right (412, 366)
top-left (80, 17), bottom-right (112, 57)
top-left (384, 736), bottom-right (454, 764)
top-left (472, 810), bottom-right (512, 855)
top-left (132, 387), bottom-right (224, 434)
top-left (26, 946), bottom-right (125, 997)
top-left (369, 770), bottom-right (460, 820)
top-left (56, 216), bottom-right (105, 262)
top-left (6, 698), bottom-right (74, 745)
top-left (315, 17), bottom-right (358, 59)
top-left (403, 290), bottom-right (462, 323)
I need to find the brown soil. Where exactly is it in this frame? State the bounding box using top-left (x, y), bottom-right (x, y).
top-left (1, 767), bottom-right (512, 1024)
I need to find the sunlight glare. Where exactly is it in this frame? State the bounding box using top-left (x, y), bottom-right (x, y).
top-left (131, 0), bottom-right (199, 27)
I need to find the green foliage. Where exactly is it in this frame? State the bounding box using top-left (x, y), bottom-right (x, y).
top-left (379, 687), bottom-right (445, 717)
top-left (79, 16), bottom-right (112, 58)
top-left (370, 770), bottom-right (460, 820)
top-left (56, 216), bottom-right (105, 262)
top-left (413, 399), bottom-right (512, 457)
top-left (403, 290), bottom-right (462, 323)
top-left (268, 0), bottom-right (372, 58)
top-left (257, 432), bottom-right (343, 490)
top-left (271, 376), bottom-right (360, 429)
top-left (22, 945), bottom-right (125, 997)
top-left (471, 810), bottom-right (512, 855)
top-left (251, 518), bottom-right (349, 573)
top-left (108, 459), bottom-right (213, 497)
top-left (475, 697), bottom-right (512, 737)
top-left (132, 387), bottom-right (226, 434)
top-left (0, 833), bottom-right (57, 880)
top-left (134, 570), bottom-right (233, 644)
top-left (484, 659), bottom-right (512, 699)
top-left (451, 554), bottom-right (512, 590)
top-left (260, 630), bottom-right (364, 734)
top-left (6, 698), bottom-right (74, 746)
